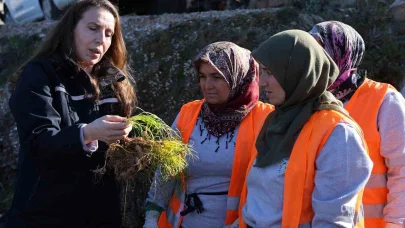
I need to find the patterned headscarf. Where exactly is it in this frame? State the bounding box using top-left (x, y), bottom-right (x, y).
top-left (309, 21), bottom-right (366, 103)
top-left (193, 41), bottom-right (260, 137)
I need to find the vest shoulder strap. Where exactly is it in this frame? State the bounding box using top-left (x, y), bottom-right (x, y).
top-left (177, 100), bottom-right (204, 143)
top-left (346, 78), bottom-right (390, 115)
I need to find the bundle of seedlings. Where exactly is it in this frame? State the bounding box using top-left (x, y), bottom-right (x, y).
top-left (93, 112), bottom-right (194, 183)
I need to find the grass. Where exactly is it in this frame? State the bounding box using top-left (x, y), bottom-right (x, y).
top-left (93, 111), bottom-right (195, 183)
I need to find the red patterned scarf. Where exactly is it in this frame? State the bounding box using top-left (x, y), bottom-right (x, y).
top-left (193, 42), bottom-right (259, 137)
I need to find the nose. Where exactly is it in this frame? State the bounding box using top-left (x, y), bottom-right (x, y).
top-left (200, 78), bottom-right (214, 94)
top-left (258, 80), bottom-right (266, 87)
top-left (95, 31), bottom-right (106, 45)
top-left (204, 77), bottom-right (215, 90)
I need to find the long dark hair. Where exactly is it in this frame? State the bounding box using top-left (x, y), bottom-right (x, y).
top-left (17, 0), bottom-right (136, 117)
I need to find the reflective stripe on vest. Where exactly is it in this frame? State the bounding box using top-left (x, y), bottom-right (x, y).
top-left (158, 185), bottom-right (186, 228)
top-left (158, 100), bottom-right (273, 228)
top-left (365, 174), bottom-right (387, 189)
top-left (363, 204), bottom-right (385, 218)
top-left (345, 78), bottom-right (392, 225)
top-left (239, 110), bottom-right (367, 228)
top-left (165, 207), bottom-right (180, 228)
top-left (227, 196), bottom-right (240, 211)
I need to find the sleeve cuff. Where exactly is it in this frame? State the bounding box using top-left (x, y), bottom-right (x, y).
top-left (80, 124), bottom-right (98, 153)
top-left (145, 202), bottom-right (165, 212)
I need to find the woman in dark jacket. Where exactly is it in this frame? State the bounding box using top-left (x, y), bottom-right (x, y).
top-left (6, 0), bottom-right (136, 227)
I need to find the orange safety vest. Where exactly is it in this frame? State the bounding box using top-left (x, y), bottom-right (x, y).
top-left (345, 78), bottom-right (394, 227)
top-left (239, 110), bottom-right (367, 228)
top-left (158, 99), bottom-right (274, 228)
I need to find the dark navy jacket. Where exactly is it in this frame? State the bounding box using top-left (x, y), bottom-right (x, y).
top-left (6, 55), bottom-right (126, 227)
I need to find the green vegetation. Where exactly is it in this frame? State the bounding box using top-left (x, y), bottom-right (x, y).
top-left (94, 111), bottom-right (195, 183)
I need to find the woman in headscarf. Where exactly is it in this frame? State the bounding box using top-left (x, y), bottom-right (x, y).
top-left (143, 41), bottom-right (274, 228)
top-left (309, 21), bottom-right (405, 228)
top-left (240, 30), bottom-right (373, 227)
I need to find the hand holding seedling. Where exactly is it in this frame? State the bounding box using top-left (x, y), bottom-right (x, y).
top-left (92, 111), bottom-right (195, 182)
top-left (83, 115), bottom-right (133, 144)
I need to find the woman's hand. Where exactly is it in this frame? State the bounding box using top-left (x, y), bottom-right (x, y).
top-left (83, 115), bottom-right (132, 144)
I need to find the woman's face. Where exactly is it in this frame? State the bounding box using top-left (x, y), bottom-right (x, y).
top-left (74, 7), bottom-right (115, 73)
top-left (258, 62), bottom-right (286, 105)
top-left (199, 62), bottom-right (230, 104)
